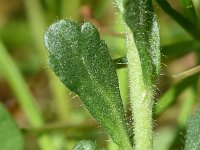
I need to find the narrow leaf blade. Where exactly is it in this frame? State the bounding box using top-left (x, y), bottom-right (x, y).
top-left (181, 0), bottom-right (198, 24)
top-left (155, 75), bottom-right (198, 117)
top-left (123, 0), bottom-right (160, 83)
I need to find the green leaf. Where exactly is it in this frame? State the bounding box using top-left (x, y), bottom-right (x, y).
top-left (177, 86), bottom-right (196, 127)
top-left (162, 40), bottom-right (200, 61)
top-left (123, 0), bottom-right (161, 84)
top-left (155, 74), bottom-right (198, 117)
top-left (44, 19), bottom-right (132, 149)
top-left (181, 0), bottom-right (198, 24)
top-left (72, 140), bottom-right (99, 150)
top-left (0, 103), bottom-right (24, 150)
top-left (185, 105), bottom-right (200, 150)
top-left (155, 0), bottom-right (200, 40)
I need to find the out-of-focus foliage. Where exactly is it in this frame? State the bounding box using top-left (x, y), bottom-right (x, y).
top-left (0, 0), bottom-right (199, 149)
top-left (0, 103), bottom-right (24, 150)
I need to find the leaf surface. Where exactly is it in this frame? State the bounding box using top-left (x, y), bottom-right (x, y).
top-left (185, 106), bottom-right (200, 150)
top-left (123, 0), bottom-right (160, 84)
top-left (44, 19), bottom-right (131, 149)
top-left (72, 140), bottom-right (99, 150)
top-left (0, 103), bottom-right (24, 150)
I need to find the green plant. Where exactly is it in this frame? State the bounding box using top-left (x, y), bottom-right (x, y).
top-left (0, 39), bottom-right (53, 150)
top-left (1, 0), bottom-right (200, 149)
top-left (44, 20), bottom-right (132, 149)
top-left (43, 0), bottom-right (200, 149)
top-left (44, 0), bottom-right (160, 149)
top-left (0, 103), bottom-right (24, 150)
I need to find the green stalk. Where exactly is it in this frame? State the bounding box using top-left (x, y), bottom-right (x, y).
top-left (61, 0), bottom-right (80, 20)
top-left (24, 0), bottom-right (69, 120)
top-left (24, 0), bottom-right (47, 62)
top-left (172, 65), bottom-right (200, 80)
top-left (24, 0), bottom-right (70, 149)
top-left (0, 39), bottom-right (53, 150)
top-left (115, 0), bottom-right (160, 149)
top-left (126, 28), bottom-right (154, 149)
top-left (50, 76), bottom-right (69, 121)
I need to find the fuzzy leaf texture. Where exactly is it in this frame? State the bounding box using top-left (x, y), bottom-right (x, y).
top-left (185, 106), bottom-right (200, 150)
top-left (44, 19), bottom-right (132, 149)
top-left (123, 0), bottom-right (160, 84)
top-left (72, 140), bottom-right (99, 150)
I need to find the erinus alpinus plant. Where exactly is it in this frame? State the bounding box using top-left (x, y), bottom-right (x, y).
top-left (1, 0), bottom-right (200, 150)
top-left (44, 0), bottom-right (200, 149)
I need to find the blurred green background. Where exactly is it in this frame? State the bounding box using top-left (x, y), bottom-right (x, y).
top-left (0, 0), bottom-right (200, 149)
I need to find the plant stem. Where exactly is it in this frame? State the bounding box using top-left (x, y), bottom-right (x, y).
top-left (126, 28), bottom-right (153, 149)
top-left (172, 65), bottom-right (200, 80)
top-left (24, 0), bottom-right (70, 120)
top-left (115, 0), bottom-right (160, 149)
top-left (61, 0), bottom-right (80, 20)
top-left (24, 1), bottom-right (71, 149)
top-left (24, 0), bottom-right (47, 63)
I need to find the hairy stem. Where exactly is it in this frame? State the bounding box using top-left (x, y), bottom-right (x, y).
top-left (115, 0), bottom-right (160, 149)
top-left (126, 28), bottom-right (153, 149)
